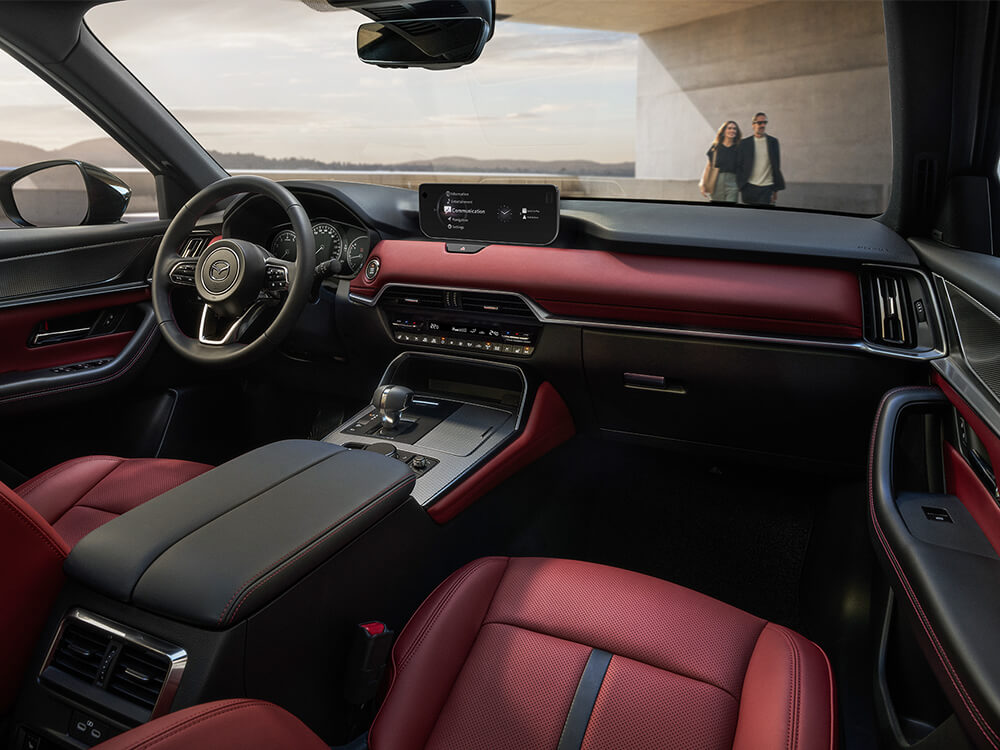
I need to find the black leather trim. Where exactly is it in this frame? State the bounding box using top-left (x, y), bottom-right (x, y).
top-left (66, 440), bottom-right (416, 628)
top-left (557, 648), bottom-right (613, 750)
top-left (870, 387), bottom-right (1000, 748)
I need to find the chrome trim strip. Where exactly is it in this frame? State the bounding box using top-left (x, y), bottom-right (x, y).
top-left (932, 358), bottom-right (1000, 434)
top-left (350, 281), bottom-right (945, 360)
top-left (0, 282), bottom-right (150, 311)
top-left (40, 608), bottom-right (187, 720)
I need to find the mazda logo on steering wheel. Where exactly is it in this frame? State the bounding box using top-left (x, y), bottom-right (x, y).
top-left (209, 259), bottom-right (231, 281)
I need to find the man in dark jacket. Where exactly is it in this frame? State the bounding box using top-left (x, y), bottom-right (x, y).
top-left (737, 112), bottom-right (785, 205)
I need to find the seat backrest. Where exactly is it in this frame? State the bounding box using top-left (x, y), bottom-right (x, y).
top-left (0, 483), bottom-right (68, 712)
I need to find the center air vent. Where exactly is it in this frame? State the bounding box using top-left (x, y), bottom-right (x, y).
top-left (382, 286), bottom-right (535, 320)
top-left (383, 286), bottom-right (447, 308)
top-left (459, 292), bottom-right (534, 318)
top-left (41, 610), bottom-right (186, 722)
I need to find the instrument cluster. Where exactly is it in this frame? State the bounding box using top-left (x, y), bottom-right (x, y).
top-left (269, 218), bottom-right (370, 274)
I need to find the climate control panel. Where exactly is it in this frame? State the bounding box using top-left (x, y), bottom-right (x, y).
top-left (390, 317), bottom-right (537, 357)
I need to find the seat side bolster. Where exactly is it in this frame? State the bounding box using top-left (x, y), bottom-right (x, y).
top-left (732, 622), bottom-right (837, 750)
top-left (0, 483), bottom-right (69, 712)
top-left (369, 556), bottom-right (511, 750)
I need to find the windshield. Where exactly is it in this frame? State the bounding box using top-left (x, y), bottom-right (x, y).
top-left (79, 0), bottom-right (891, 215)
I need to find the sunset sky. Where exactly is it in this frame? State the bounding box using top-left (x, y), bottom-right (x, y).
top-left (1, 0), bottom-right (637, 165)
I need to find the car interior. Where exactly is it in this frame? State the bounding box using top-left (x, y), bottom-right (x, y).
top-left (1, 0), bottom-right (1000, 748)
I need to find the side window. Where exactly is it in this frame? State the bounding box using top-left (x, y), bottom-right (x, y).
top-left (0, 51), bottom-right (153, 227)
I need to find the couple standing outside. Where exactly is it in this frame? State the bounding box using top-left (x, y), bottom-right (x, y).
top-left (699, 113), bottom-right (785, 205)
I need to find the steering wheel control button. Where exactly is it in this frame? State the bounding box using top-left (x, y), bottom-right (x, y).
top-left (364, 258), bottom-right (380, 281)
top-left (168, 260), bottom-right (197, 286)
top-left (266, 264), bottom-right (289, 291)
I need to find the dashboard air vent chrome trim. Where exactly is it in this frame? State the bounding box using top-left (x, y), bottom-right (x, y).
top-left (871, 272), bottom-right (911, 346)
top-left (40, 609), bottom-right (187, 721)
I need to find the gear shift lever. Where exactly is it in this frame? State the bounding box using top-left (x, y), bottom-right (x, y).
top-left (374, 385), bottom-right (413, 432)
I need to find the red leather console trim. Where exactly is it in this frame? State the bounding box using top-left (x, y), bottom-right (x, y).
top-left (933, 373), bottom-right (1000, 556)
top-left (0, 482), bottom-right (69, 713)
top-left (351, 240), bottom-right (863, 339)
top-left (0, 289), bottom-right (148, 374)
top-left (427, 381), bottom-right (575, 524)
top-left (732, 623), bottom-right (837, 750)
top-left (94, 699), bottom-right (328, 750)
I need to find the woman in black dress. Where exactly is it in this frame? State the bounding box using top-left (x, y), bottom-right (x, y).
top-left (700, 120), bottom-right (742, 202)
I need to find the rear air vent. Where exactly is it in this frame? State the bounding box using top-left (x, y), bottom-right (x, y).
top-left (866, 272), bottom-right (912, 348)
top-left (50, 621), bottom-right (111, 684)
top-left (41, 610), bottom-right (187, 721)
top-left (107, 645), bottom-right (171, 711)
top-left (459, 292), bottom-right (534, 319)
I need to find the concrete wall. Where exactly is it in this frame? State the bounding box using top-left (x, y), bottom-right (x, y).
top-left (636, 1), bottom-right (891, 212)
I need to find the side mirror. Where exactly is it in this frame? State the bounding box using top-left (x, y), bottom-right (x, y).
top-left (357, 17), bottom-right (490, 69)
top-left (0, 160), bottom-right (131, 228)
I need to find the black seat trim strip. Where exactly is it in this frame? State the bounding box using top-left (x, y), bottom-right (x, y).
top-left (557, 648), bottom-right (613, 750)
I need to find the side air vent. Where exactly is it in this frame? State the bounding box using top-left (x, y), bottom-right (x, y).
top-left (107, 645), bottom-right (171, 711)
top-left (180, 234), bottom-right (213, 258)
top-left (50, 620), bottom-right (111, 684)
top-left (460, 292), bottom-right (534, 319)
top-left (383, 286), bottom-right (447, 308)
top-left (41, 610), bottom-right (187, 722)
top-left (868, 272), bottom-right (912, 347)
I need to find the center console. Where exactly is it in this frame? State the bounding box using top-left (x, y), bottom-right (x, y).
top-left (323, 352), bottom-right (527, 507)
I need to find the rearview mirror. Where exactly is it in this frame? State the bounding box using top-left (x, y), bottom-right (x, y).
top-left (357, 17), bottom-right (489, 69)
top-left (0, 160), bottom-right (131, 227)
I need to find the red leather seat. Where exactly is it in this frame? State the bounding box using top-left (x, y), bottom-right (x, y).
top-left (96, 556), bottom-right (837, 750)
top-left (0, 455), bottom-right (211, 713)
top-left (14, 455), bottom-right (212, 547)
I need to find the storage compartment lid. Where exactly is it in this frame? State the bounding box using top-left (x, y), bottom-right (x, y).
top-left (66, 440), bottom-right (415, 628)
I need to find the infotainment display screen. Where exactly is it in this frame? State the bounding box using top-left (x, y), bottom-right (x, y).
top-left (418, 183), bottom-right (559, 245)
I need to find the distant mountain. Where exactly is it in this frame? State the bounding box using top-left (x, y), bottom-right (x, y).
top-left (0, 138), bottom-right (635, 178)
top-left (0, 138), bottom-right (141, 169)
top-left (212, 150), bottom-right (635, 177)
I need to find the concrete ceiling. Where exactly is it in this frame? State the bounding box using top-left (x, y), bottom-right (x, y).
top-left (495, 0), bottom-right (773, 34)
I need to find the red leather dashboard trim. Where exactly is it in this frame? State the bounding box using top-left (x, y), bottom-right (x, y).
top-left (933, 374), bottom-right (1000, 556)
top-left (0, 289), bottom-right (148, 375)
top-left (427, 381), bottom-right (575, 524)
top-left (351, 240), bottom-right (863, 339)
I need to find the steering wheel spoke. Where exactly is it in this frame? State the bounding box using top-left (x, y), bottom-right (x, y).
top-left (198, 303), bottom-right (267, 346)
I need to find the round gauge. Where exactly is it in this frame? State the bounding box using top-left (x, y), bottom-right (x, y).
top-left (312, 221), bottom-right (342, 263)
top-left (269, 229), bottom-right (297, 260)
top-left (345, 236), bottom-right (370, 273)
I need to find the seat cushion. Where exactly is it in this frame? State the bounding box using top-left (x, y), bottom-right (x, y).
top-left (370, 556), bottom-right (836, 750)
top-left (94, 699), bottom-right (328, 750)
top-left (16, 455), bottom-right (212, 547)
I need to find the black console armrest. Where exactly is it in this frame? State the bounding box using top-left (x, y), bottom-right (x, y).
top-left (66, 440), bottom-right (415, 628)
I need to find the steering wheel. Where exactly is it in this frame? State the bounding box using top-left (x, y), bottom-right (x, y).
top-left (151, 176), bottom-right (316, 366)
